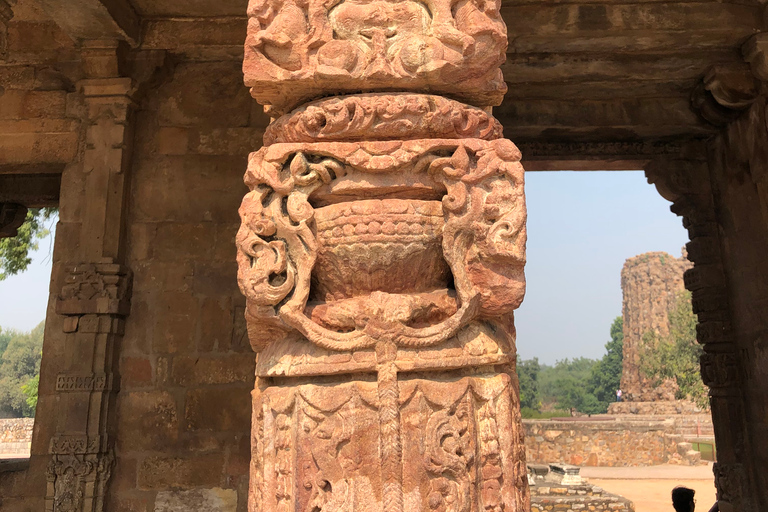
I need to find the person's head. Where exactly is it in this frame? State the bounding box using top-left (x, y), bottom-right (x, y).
top-left (672, 486), bottom-right (696, 512)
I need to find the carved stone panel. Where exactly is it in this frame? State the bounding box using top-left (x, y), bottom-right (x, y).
top-left (264, 94), bottom-right (504, 145)
top-left (236, 136), bottom-right (526, 354)
top-left (243, 0), bottom-right (508, 114)
top-left (251, 375), bottom-right (527, 512)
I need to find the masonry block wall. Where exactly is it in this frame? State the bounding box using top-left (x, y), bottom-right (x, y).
top-left (108, 60), bottom-right (268, 511)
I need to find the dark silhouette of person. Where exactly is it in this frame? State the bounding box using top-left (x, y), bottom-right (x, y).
top-left (672, 487), bottom-right (696, 512)
top-left (672, 486), bottom-right (719, 512)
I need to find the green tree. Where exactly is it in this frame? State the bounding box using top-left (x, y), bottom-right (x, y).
top-left (585, 316), bottom-right (624, 413)
top-left (538, 357), bottom-right (601, 414)
top-left (0, 321), bottom-right (44, 417)
top-left (639, 291), bottom-right (707, 408)
top-left (0, 208), bottom-right (55, 281)
top-left (22, 374), bottom-right (39, 410)
top-left (517, 357), bottom-right (540, 410)
top-left (0, 327), bottom-right (11, 356)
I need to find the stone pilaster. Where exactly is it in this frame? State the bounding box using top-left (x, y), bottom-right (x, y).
top-left (645, 155), bottom-right (756, 512)
top-left (44, 41), bottom-right (136, 512)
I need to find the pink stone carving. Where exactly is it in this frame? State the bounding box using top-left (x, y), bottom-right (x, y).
top-left (243, 0), bottom-right (508, 114)
top-left (239, 1), bottom-right (527, 508)
top-left (236, 137), bottom-right (526, 352)
top-left (264, 93), bottom-right (504, 145)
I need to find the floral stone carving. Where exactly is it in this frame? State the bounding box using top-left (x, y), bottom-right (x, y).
top-left (238, 94), bottom-right (529, 512)
top-left (240, 0), bottom-right (527, 507)
top-left (243, 0), bottom-right (508, 114)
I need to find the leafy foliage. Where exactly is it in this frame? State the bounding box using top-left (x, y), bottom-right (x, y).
top-left (520, 407), bottom-right (570, 419)
top-left (0, 322), bottom-right (44, 417)
top-left (639, 291), bottom-right (707, 408)
top-left (22, 374), bottom-right (39, 410)
top-left (518, 316), bottom-right (624, 416)
top-left (0, 208), bottom-right (56, 281)
top-left (517, 357), bottom-right (540, 410)
top-left (586, 316), bottom-right (624, 411)
top-left (538, 357), bottom-right (601, 414)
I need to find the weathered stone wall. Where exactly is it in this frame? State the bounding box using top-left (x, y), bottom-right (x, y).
top-left (0, 419), bottom-right (34, 456)
top-left (107, 59), bottom-right (269, 512)
top-left (530, 483), bottom-right (635, 512)
top-left (524, 419), bottom-right (683, 467)
top-left (620, 251), bottom-right (692, 401)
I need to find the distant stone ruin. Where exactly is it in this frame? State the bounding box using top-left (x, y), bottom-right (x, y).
top-left (618, 251), bottom-right (692, 403)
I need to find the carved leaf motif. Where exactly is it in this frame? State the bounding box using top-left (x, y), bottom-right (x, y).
top-left (425, 393), bottom-right (475, 512)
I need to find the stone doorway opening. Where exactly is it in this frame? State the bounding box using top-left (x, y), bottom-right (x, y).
top-left (0, 207), bottom-right (58, 466)
top-left (517, 169), bottom-right (718, 511)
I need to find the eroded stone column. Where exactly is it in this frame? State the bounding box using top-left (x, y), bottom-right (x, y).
top-left (238, 1), bottom-right (529, 510)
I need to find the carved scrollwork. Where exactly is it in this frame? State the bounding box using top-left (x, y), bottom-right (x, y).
top-left (425, 393), bottom-right (475, 512)
top-left (237, 139), bottom-right (526, 352)
top-left (244, 0), bottom-right (508, 112)
top-left (265, 93), bottom-right (504, 145)
top-left (700, 351), bottom-right (740, 389)
top-left (56, 263), bottom-right (132, 316)
top-left (46, 451), bottom-right (114, 512)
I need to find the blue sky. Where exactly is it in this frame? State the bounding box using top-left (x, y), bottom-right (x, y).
top-left (0, 171), bottom-right (688, 363)
top-left (516, 171), bottom-right (689, 364)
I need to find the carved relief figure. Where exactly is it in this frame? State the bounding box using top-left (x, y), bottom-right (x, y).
top-left (243, 0), bottom-right (508, 113)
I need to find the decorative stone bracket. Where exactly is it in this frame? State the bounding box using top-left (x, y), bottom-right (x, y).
top-left (0, 202), bottom-right (28, 238)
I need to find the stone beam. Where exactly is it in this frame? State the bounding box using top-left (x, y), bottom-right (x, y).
top-left (35, 0), bottom-right (140, 46)
top-left (0, 174), bottom-right (61, 208)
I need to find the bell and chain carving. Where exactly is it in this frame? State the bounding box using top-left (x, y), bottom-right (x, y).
top-left (238, 0), bottom-right (528, 509)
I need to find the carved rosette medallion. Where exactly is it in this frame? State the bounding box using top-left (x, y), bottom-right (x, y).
top-left (240, 0), bottom-right (527, 509)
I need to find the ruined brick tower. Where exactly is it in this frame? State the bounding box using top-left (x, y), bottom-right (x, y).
top-left (619, 251), bottom-right (693, 402)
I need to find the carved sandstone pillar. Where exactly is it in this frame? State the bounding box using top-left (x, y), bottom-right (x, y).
top-left (237, 1), bottom-right (529, 511)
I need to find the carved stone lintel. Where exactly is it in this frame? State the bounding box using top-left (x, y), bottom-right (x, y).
top-left (56, 263), bottom-right (132, 316)
top-left (0, 202), bottom-right (28, 238)
top-left (519, 140), bottom-right (686, 159)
